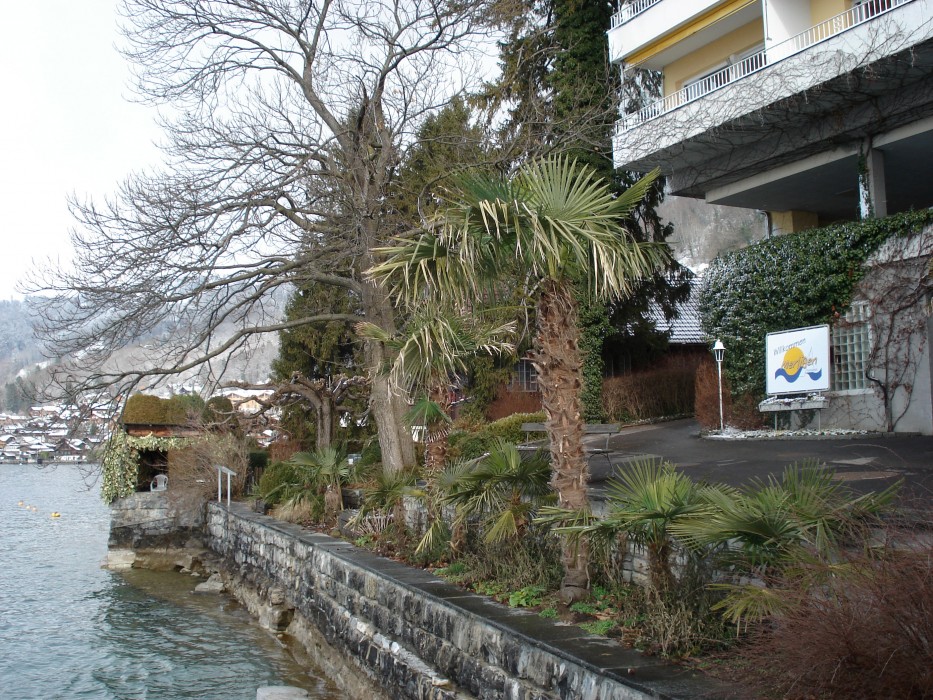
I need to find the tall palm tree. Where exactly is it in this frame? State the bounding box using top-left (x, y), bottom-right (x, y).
top-left (368, 156), bottom-right (669, 599)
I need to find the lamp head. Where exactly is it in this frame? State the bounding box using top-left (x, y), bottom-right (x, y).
top-left (712, 339), bottom-right (725, 363)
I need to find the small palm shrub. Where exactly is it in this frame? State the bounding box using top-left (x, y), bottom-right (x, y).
top-left (258, 447), bottom-right (358, 525)
top-left (672, 460), bottom-right (898, 625)
top-left (444, 440), bottom-right (554, 545)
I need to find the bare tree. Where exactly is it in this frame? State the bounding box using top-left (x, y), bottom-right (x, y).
top-left (27, 0), bottom-right (497, 473)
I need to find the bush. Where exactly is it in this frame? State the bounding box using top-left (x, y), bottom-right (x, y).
top-left (171, 394), bottom-right (206, 416)
top-left (729, 392), bottom-right (766, 430)
top-left (166, 432), bottom-right (248, 510)
top-left (122, 393), bottom-right (188, 425)
top-left (203, 396), bottom-right (236, 426)
top-left (268, 438), bottom-right (303, 463)
top-left (446, 411), bottom-right (546, 461)
top-left (483, 411), bottom-right (546, 444)
top-left (248, 450), bottom-right (269, 471)
top-left (257, 461), bottom-right (301, 505)
top-left (737, 540), bottom-right (933, 699)
top-left (693, 361), bottom-right (731, 430)
top-left (603, 356), bottom-right (700, 423)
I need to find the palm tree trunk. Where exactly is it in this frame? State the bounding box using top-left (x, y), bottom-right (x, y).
top-left (424, 384), bottom-right (452, 473)
top-left (532, 280), bottom-right (591, 601)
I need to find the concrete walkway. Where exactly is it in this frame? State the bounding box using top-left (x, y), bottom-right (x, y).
top-left (585, 418), bottom-right (933, 506)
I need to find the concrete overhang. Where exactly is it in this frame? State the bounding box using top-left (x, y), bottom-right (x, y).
top-left (611, 1), bottom-right (762, 70)
top-left (614, 1), bottom-right (933, 216)
top-left (706, 115), bottom-right (933, 219)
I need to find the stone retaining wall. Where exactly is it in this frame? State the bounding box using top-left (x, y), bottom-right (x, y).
top-left (109, 491), bottom-right (205, 549)
top-left (207, 502), bottom-right (727, 700)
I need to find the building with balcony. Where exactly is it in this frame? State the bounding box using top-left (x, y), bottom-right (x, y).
top-left (610, 1), bottom-right (933, 433)
top-left (610, 0), bottom-right (933, 234)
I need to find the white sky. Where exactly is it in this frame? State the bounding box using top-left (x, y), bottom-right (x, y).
top-left (0, 1), bottom-right (162, 300)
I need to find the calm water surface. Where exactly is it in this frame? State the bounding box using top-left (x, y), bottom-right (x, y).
top-left (0, 463), bottom-right (342, 700)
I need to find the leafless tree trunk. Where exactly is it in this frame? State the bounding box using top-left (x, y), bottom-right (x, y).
top-left (27, 0), bottom-right (492, 472)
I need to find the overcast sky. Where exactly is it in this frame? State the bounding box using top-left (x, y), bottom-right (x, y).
top-left (0, 1), bottom-right (162, 300)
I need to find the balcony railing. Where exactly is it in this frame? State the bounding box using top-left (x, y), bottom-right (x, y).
top-left (611, 0), bottom-right (662, 29)
top-left (616, 0), bottom-right (914, 134)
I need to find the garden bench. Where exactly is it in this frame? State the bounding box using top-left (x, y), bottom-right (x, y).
top-left (520, 422), bottom-right (622, 452)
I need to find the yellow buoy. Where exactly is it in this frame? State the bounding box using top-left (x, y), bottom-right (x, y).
top-left (51, 512), bottom-right (61, 518)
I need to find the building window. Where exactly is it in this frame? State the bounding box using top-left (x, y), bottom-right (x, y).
top-left (510, 359), bottom-right (539, 393)
top-left (832, 303), bottom-right (871, 391)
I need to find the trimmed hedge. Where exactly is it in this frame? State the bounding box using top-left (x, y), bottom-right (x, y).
top-left (122, 393), bottom-right (188, 425)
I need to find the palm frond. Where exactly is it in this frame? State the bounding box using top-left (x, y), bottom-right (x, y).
top-left (366, 156), bottom-right (670, 306)
top-left (709, 582), bottom-right (792, 629)
top-left (414, 517), bottom-right (452, 556)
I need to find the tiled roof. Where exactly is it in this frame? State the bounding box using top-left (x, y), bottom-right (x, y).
top-left (646, 280), bottom-right (706, 346)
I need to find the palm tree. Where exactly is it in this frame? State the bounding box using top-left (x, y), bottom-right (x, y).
top-left (369, 156), bottom-right (669, 599)
top-left (357, 301), bottom-right (515, 473)
top-left (444, 439), bottom-right (554, 545)
top-left (671, 460), bottom-right (899, 625)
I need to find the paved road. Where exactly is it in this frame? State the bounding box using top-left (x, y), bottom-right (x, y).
top-left (586, 418), bottom-right (933, 506)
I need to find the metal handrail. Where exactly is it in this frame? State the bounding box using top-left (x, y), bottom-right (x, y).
top-left (216, 465), bottom-right (237, 507)
top-left (615, 0), bottom-right (913, 135)
top-left (611, 0), bottom-right (662, 29)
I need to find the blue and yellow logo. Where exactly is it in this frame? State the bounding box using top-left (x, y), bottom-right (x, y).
top-left (774, 347), bottom-right (822, 383)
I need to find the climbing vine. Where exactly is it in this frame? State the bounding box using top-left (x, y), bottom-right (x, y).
top-left (100, 430), bottom-right (191, 503)
top-left (700, 209), bottom-right (933, 397)
top-left (577, 294), bottom-right (611, 423)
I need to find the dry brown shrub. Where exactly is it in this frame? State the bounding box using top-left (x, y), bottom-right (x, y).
top-left (168, 433), bottom-right (248, 512)
top-left (268, 438), bottom-right (303, 463)
top-left (737, 534), bottom-right (933, 699)
top-left (729, 392), bottom-right (766, 430)
top-left (486, 389), bottom-right (542, 420)
top-left (602, 355), bottom-right (701, 422)
top-left (693, 360), bottom-right (732, 429)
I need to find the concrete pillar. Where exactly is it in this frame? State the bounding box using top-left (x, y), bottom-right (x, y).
top-left (859, 141), bottom-right (887, 219)
top-left (769, 209), bottom-right (818, 235)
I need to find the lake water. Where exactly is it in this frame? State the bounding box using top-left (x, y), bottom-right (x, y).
top-left (0, 463), bottom-right (342, 700)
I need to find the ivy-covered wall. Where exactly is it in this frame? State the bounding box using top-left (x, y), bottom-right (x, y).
top-left (100, 430), bottom-right (190, 503)
top-left (700, 209), bottom-right (933, 397)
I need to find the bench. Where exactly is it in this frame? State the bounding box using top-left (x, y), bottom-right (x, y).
top-left (520, 422), bottom-right (622, 452)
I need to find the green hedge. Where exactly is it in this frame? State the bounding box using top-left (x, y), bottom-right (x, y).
top-left (122, 393), bottom-right (188, 425)
top-left (257, 461), bottom-right (301, 505)
top-left (204, 396), bottom-right (235, 424)
top-left (700, 210), bottom-right (933, 396)
top-left (448, 411), bottom-right (546, 461)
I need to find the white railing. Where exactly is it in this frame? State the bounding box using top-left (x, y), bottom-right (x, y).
top-left (611, 0), bottom-right (662, 29)
top-left (618, 49), bottom-right (766, 131)
top-left (616, 0), bottom-right (914, 135)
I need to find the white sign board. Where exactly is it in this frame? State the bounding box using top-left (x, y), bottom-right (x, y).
top-left (765, 325), bottom-right (830, 395)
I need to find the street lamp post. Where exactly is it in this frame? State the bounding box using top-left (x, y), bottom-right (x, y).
top-left (712, 339), bottom-right (725, 432)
